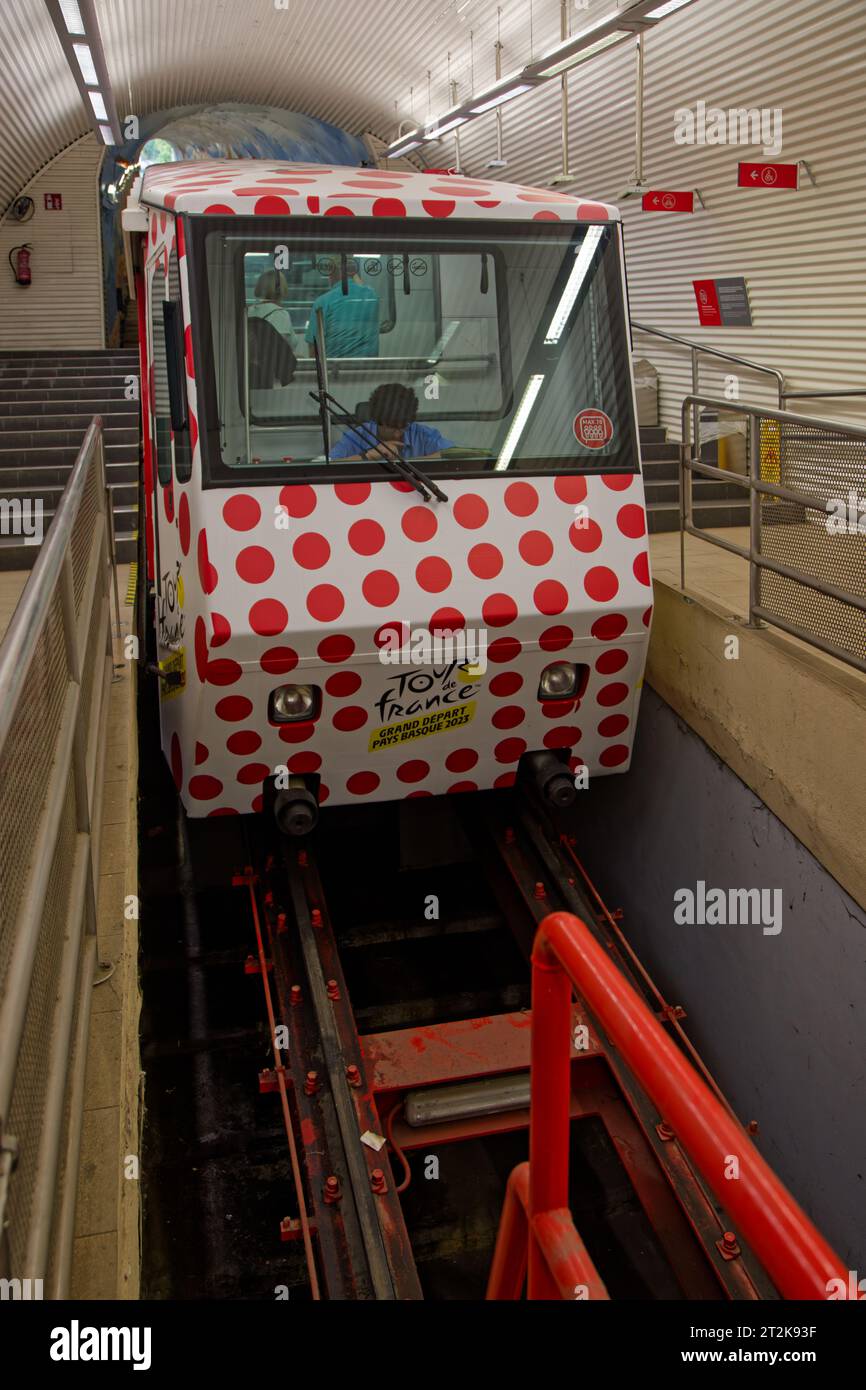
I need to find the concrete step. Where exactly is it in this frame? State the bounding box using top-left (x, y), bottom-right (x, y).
top-left (639, 440), bottom-right (682, 461)
top-left (638, 426), bottom-right (666, 444)
top-left (0, 373), bottom-right (138, 390)
top-left (0, 480), bottom-right (138, 509)
top-left (0, 442), bottom-right (139, 468)
top-left (0, 426), bottom-right (139, 449)
top-left (0, 349), bottom-right (138, 361)
top-left (645, 477), bottom-right (748, 506)
top-left (0, 526), bottom-right (138, 571)
top-left (648, 498), bottom-right (751, 533)
top-left (640, 457), bottom-right (679, 481)
top-left (0, 460), bottom-right (139, 489)
top-left (0, 403), bottom-right (139, 420)
top-left (0, 387), bottom-right (136, 403)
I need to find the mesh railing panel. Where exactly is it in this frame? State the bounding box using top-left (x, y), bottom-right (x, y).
top-left (758, 419), bottom-right (866, 665)
top-left (70, 462), bottom-right (99, 617)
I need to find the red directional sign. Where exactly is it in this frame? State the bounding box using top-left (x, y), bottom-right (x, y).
top-left (738, 161), bottom-right (799, 189)
top-left (642, 189), bottom-right (694, 213)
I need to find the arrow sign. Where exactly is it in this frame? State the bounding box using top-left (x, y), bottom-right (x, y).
top-left (738, 161), bottom-right (799, 189)
top-left (642, 189), bottom-right (694, 213)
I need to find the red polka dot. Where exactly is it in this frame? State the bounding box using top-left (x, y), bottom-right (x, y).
top-left (488, 636), bottom-right (522, 664)
top-left (534, 581), bottom-right (569, 615)
top-left (289, 752), bottom-right (322, 773)
top-left (569, 519), bottom-right (603, 553)
top-left (197, 529), bottom-right (218, 594)
top-left (618, 504), bottom-right (646, 539)
top-left (642, 606), bottom-right (653, 627)
top-left (482, 593), bottom-right (518, 627)
top-left (396, 760), bottom-right (429, 784)
top-left (539, 626), bottom-right (573, 652)
top-left (278, 722), bottom-right (315, 743)
top-left (519, 531), bottom-right (554, 565)
top-left (236, 546), bottom-right (274, 584)
top-left (597, 682), bottom-right (629, 707)
top-left (504, 482), bottom-right (538, 516)
top-left (599, 744), bottom-right (630, 768)
top-left (279, 484), bottom-right (317, 517)
top-left (542, 700), bottom-right (575, 719)
top-left (489, 671), bottom-right (523, 696)
top-left (325, 670), bottom-right (362, 697)
top-left (293, 532), bottom-right (331, 569)
top-left (543, 727), bottom-right (581, 750)
top-left (207, 658), bottom-right (243, 686)
top-left (307, 585), bottom-right (345, 621)
top-left (554, 476), bottom-right (588, 504)
top-left (178, 493), bottom-right (191, 555)
top-left (188, 774), bottom-right (223, 800)
top-left (584, 567), bottom-right (619, 603)
top-left (599, 714), bottom-right (629, 737)
top-left (446, 748), bottom-right (478, 773)
top-left (373, 621), bottom-right (408, 649)
top-left (494, 737), bottom-right (527, 764)
top-left (318, 634), bottom-right (355, 662)
top-left (318, 783), bottom-right (330, 803)
top-left (348, 520), bottom-right (385, 555)
top-left (203, 205), bottom-right (235, 216)
top-left (453, 494), bottom-right (489, 529)
top-left (247, 599), bottom-right (286, 637)
top-left (209, 612), bottom-right (230, 648)
top-left (402, 507), bottom-right (438, 542)
top-left (237, 762), bottom-right (270, 785)
top-left (591, 613), bottom-right (628, 641)
top-left (416, 557), bottom-right (451, 593)
top-left (422, 199), bottom-right (456, 218)
top-left (430, 607), bottom-right (465, 634)
top-left (372, 197), bottom-right (407, 217)
top-left (334, 482), bottom-right (371, 505)
top-left (634, 552), bottom-right (651, 586)
top-left (390, 480), bottom-right (414, 493)
top-left (346, 771), bottom-right (380, 795)
top-left (468, 543), bottom-right (503, 579)
top-left (596, 649), bottom-right (628, 675)
top-left (208, 807), bottom-right (239, 817)
top-left (494, 771), bottom-right (517, 789)
top-left (448, 781), bottom-right (478, 794)
top-left (492, 705), bottom-right (525, 730)
top-left (170, 733), bottom-right (182, 791)
top-left (260, 646), bottom-right (298, 675)
top-left (215, 696), bottom-right (252, 722)
top-left (254, 195), bottom-right (291, 215)
top-left (602, 474), bottom-right (633, 492)
top-left (323, 205), bottom-right (355, 217)
top-left (194, 617), bottom-right (209, 683)
top-left (333, 705), bottom-right (367, 731)
top-left (223, 494), bottom-right (261, 531)
top-left (251, 794), bottom-right (264, 813)
top-left (363, 570), bottom-right (400, 606)
top-left (227, 730), bottom-right (262, 755)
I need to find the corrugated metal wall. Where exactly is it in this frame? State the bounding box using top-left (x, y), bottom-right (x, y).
top-left (456, 0), bottom-right (866, 435)
top-left (0, 135), bottom-right (105, 351)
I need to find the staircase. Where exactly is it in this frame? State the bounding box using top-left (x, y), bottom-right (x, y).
top-left (0, 349), bottom-right (140, 570)
top-left (639, 425), bottom-right (750, 533)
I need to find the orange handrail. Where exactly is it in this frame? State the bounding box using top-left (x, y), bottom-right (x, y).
top-left (487, 911), bottom-right (847, 1301)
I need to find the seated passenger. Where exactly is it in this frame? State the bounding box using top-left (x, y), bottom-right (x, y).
top-left (248, 271), bottom-right (298, 351)
top-left (305, 258), bottom-right (379, 359)
top-left (329, 384), bottom-right (456, 462)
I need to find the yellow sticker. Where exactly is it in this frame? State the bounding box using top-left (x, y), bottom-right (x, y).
top-left (369, 700), bottom-right (476, 752)
top-left (159, 647), bottom-right (186, 700)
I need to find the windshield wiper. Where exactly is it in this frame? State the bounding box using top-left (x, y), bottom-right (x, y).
top-left (311, 322), bottom-right (331, 460)
top-left (309, 388), bottom-right (448, 503)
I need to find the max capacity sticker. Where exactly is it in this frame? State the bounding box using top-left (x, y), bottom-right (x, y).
top-left (369, 701), bottom-right (476, 752)
top-left (573, 409), bottom-right (613, 449)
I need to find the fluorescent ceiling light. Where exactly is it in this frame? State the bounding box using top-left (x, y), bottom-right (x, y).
top-left (72, 41), bottom-right (98, 85)
top-left (59, 0), bottom-right (85, 34)
top-left (387, 139), bottom-right (422, 158)
top-left (644, 0), bottom-right (695, 17)
top-left (88, 90), bottom-right (108, 120)
top-left (544, 227), bottom-right (604, 344)
top-left (425, 114), bottom-right (468, 139)
top-left (536, 31), bottom-right (629, 78)
top-left (98, 124), bottom-right (115, 145)
top-left (471, 82), bottom-right (534, 115)
top-left (495, 374), bottom-right (545, 471)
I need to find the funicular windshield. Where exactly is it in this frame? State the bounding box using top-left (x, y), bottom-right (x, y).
top-left (189, 216), bottom-right (638, 485)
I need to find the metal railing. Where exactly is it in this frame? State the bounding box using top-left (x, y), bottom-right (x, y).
top-left (0, 417), bottom-right (120, 1296)
top-left (680, 396), bottom-right (866, 674)
top-left (487, 912), bottom-right (847, 1301)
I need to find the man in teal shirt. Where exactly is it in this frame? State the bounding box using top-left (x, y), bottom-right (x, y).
top-left (305, 257), bottom-right (380, 358)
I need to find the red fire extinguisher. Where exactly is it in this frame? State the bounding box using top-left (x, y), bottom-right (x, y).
top-left (9, 245), bottom-right (32, 286)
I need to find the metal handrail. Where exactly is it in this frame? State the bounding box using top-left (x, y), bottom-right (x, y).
top-left (488, 912), bottom-right (847, 1301)
top-left (679, 395), bottom-right (866, 674)
top-left (632, 319), bottom-right (786, 400)
top-left (0, 416), bottom-right (119, 1294)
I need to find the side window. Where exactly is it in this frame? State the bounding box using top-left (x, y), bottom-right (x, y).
top-left (168, 249), bottom-right (192, 483)
top-left (149, 263), bottom-right (172, 487)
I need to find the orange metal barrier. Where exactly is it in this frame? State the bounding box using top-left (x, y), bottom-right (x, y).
top-left (487, 911), bottom-right (847, 1301)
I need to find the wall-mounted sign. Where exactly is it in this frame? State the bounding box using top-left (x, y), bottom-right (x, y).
top-left (44, 193), bottom-right (63, 210)
top-left (737, 161), bottom-right (799, 190)
top-left (642, 190), bottom-right (694, 213)
top-left (693, 278), bottom-right (752, 328)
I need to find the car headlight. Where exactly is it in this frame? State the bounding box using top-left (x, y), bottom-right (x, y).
top-left (269, 684), bottom-right (321, 722)
top-left (537, 662), bottom-right (583, 701)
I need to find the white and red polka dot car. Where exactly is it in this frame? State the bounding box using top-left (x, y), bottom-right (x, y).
top-left (123, 160), bottom-right (651, 831)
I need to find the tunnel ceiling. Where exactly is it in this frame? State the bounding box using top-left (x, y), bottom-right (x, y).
top-left (0, 0), bottom-right (579, 211)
